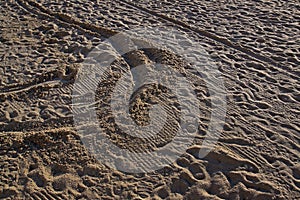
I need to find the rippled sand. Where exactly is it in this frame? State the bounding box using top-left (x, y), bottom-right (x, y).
top-left (1, 0), bottom-right (299, 199)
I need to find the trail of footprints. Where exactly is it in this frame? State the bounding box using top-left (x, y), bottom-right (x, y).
top-left (0, 0), bottom-right (299, 199)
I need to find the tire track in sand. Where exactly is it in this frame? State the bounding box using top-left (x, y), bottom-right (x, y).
top-left (17, 0), bottom-right (299, 81)
top-left (117, 0), bottom-right (299, 80)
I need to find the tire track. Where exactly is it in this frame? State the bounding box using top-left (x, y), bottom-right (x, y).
top-left (16, 0), bottom-right (117, 38)
top-left (0, 116), bottom-right (74, 132)
top-left (117, 0), bottom-right (299, 80)
top-left (15, 0), bottom-right (299, 86)
top-left (0, 80), bottom-right (62, 96)
top-left (15, 0), bottom-right (300, 89)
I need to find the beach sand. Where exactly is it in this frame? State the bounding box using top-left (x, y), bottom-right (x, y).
top-left (1, 0), bottom-right (299, 199)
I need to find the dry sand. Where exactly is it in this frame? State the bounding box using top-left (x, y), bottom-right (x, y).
top-left (1, 0), bottom-right (300, 199)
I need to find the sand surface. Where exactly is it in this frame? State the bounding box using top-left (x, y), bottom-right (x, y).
top-left (1, 0), bottom-right (300, 199)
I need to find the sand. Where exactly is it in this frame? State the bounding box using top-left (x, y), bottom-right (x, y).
top-left (1, 0), bottom-right (299, 199)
